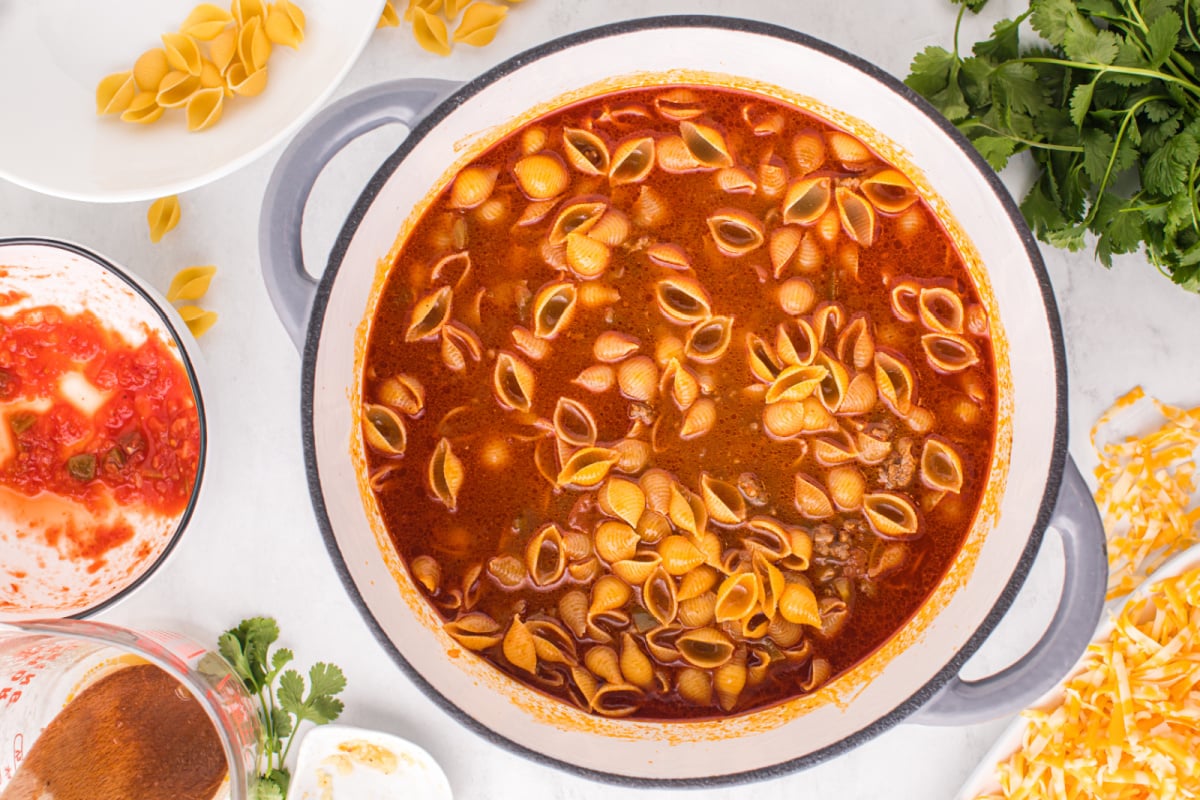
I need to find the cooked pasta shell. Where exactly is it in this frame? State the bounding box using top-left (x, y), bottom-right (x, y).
top-left (658, 535), bottom-right (706, 577)
top-left (743, 517), bottom-right (791, 561)
top-left (557, 447), bottom-right (619, 489)
top-left (779, 583), bottom-right (821, 627)
top-left (514, 153), bottom-right (569, 200)
top-left (679, 397), bottom-right (717, 441)
top-left (654, 277), bottom-right (712, 325)
top-left (411, 6), bottom-right (451, 55)
top-left (518, 125), bottom-right (548, 156)
top-left (742, 103), bottom-right (785, 136)
top-left (589, 682), bottom-right (643, 718)
top-left (485, 554), bottom-right (525, 590)
top-left (428, 438), bottom-right (464, 510)
top-left (405, 286), bottom-right (452, 342)
top-left (609, 137), bottom-right (655, 185)
top-left (676, 667), bottom-right (713, 706)
top-left (685, 316), bottom-right (733, 364)
top-left (826, 131), bottom-right (873, 171)
top-left (754, 151), bottom-right (786, 198)
top-left (812, 302), bottom-right (845, 347)
top-left (827, 466), bottom-right (867, 511)
top-left (563, 128), bottom-right (610, 176)
top-left (835, 187), bottom-right (876, 247)
top-left (677, 563), bottom-right (719, 601)
top-left (817, 206), bottom-right (841, 245)
top-left (782, 177), bottom-right (832, 226)
top-left (573, 364), bottom-right (615, 393)
top-left (594, 520), bottom-right (639, 564)
top-left (562, 530), bottom-right (592, 562)
top-left (768, 616), bottom-right (803, 648)
top-left (378, 374), bottom-right (425, 417)
top-left (516, 199), bottom-right (557, 228)
top-left (815, 353), bottom-right (850, 413)
top-left (560, 589), bottom-right (589, 637)
top-left (411, 555), bottom-right (441, 594)
top-left (598, 478), bottom-right (645, 527)
top-left (967, 303), bottom-right (989, 337)
top-left (655, 135), bottom-right (704, 173)
top-left (615, 633), bottom-right (655, 690)
top-left (905, 405), bottom-right (936, 434)
top-left (565, 232), bottom-right (611, 279)
top-left (707, 209), bottom-right (765, 257)
top-left (588, 208), bottom-right (630, 247)
top-left (655, 334), bottom-right (686, 368)
top-left (603, 439), bottom-right (647, 478)
top-left (860, 168), bottom-right (917, 213)
top-left (643, 243), bottom-right (690, 271)
top-left (364, 404), bottom-right (407, 455)
top-left (679, 120), bottom-right (733, 168)
top-left (839, 372), bottom-right (877, 416)
top-left (526, 619), bottom-right (576, 666)
top-left (530, 281), bottom-right (577, 340)
top-left (791, 130), bottom-right (826, 175)
top-left (493, 351), bottom-right (534, 412)
top-left (590, 574), bottom-right (631, 616)
top-left (746, 334), bottom-right (782, 384)
top-left (667, 483), bottom-right (707, 539)
top-left (714, 573), bottom-right (758, 622)
top-left (875, 350), bottom-right (916, 416)
top-left (863, 492), bottom-right (921, 538)
top-left (920, 437), bottom-right (964, 494)
top-left (502, 616), bottom-right (538, 675)
top-left (794, 231), bottom-right (824, 274)
top-left (577, 282), bottom-right (620, 309)
top-left (715, 650), bottom-right (748, 711)
top-left (676, 628), bottom-right (734, 669)
top-left (661, 358), bottom-right (700, 410)
top-left (767, 226), bottom-right (801, 279)
top-left (449, 166), bottom-right (498, 209)
top-left (121, 92), bottom-right (164, 124)
top-left (642, 565), bottom-right (678, 625)
top-left (812, 430), bottom-right (858, 467)
top-left (817, 597), bottom-right (850, 639)
top-left (155, 71), bottom-right (200, 108)
top-left (593, 330), bottom-right (640, 362)
top-left (793, 473), bottom-right (834, 519)
top-left (677, 592), bottom-right (717, 628)
top-left (639, 469), bottom-right (674, 515)
top-left (453, 1), bottom-right (507, 47)
top-left (631, 184), bottom-right (669, 228)
top-left (801, 658), bottom-right (833, 692)
top-left (510, 326), bottom-right (548, 361)
top-left (700, 473), bottom-right (746, 526)
top-left (549, 201), bottom-right (605, 244)
top-left (715, 166), bottom-right (757, 195)
top-left (133, 48), bottom-right (170, 92)
top-left (836, 315), bottom-right (875, 372)
top-left (653, 88), bottom-right (704, 121)
top-left (765, 364), bottom-right (827, 404)
top-left (612, 552), bottom-right (663, 586)
top-left (889, 279), bottom-right (922, 323)
top-left (921, 333), bottom-right (980, 374)
top-left (868, 541), bottom-right (909, 579)
top-left (617, 356), bottom-right (658, 402)
top-left (185, 87), bottom-right (224, 131)
top-left (761, 401), bottom-right (805, 439)
top-left (635, 508), bottom-right (671, 543)
top-left (524, 524), bottom-right (567, 587)
top-left (856, 429), bottom-right (893, 465)
top-left (551, 397), bottom-right (596, 447)
top-left (776, 319), bottom-right (819, 367)
top-left (445, 612), bottom-right (503, 650)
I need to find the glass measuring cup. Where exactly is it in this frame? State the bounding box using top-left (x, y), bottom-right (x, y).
top-left (0, 619), bottom-right (259, 799)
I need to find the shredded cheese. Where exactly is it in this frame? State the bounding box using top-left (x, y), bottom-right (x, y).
top-left (1091, 387), bottom-right (1200, 599)
top-left (979, 565), bottom-right (1200, 800)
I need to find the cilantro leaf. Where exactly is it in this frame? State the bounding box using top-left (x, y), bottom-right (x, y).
top-left (1069, 81), bottom-right (1096, 127)
top-left (954, 0), bottom-right (991, 10)
top-left (1030, 0), bottom-right (1080, 46)
top-left (308, 662), bottom-right (348, 698)
top-left (905, 46), bottom-right (958, 98)
top-left (1146, 12), bottom-right (1183, 68)
top-left (1062, 19), bottom-right (1122, 65)
top-left (1143, 132), bottom-right (1199, 195)
top-left (972, 135), bottom-right (1019, 169)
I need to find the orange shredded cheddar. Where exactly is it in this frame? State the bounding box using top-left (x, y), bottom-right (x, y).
top-left (979, 565), bottom-right (1200, 799)
top-left (1091, 387), bottom-right (1200, 599)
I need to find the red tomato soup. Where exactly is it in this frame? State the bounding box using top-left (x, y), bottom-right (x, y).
top-left (0, 305), bottom-right (200, 568)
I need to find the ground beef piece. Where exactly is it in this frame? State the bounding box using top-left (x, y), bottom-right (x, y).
top-left (879, 436), bottom-right (916, 489)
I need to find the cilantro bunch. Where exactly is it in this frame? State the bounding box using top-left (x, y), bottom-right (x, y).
top-left (907, 0), bottom-right (1200, 289)
top-left (219, 618), bottom-right (347, 800)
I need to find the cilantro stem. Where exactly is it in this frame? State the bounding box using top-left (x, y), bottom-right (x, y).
top-left (957, 120), bottom-right (1085, 152)
top-left (1083, 94), bottom-right (1166, 227)
top-left (1016, 57), bottom-right (1200, 100)
top-left (1186, 0), bottom-right (1200, 56)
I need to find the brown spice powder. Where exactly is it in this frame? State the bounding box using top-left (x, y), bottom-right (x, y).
top-left (0, 663), bottom-right (227, 800)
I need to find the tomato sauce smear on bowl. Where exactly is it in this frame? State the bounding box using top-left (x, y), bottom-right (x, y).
top-left (0, 303), bottom-right (200, 614)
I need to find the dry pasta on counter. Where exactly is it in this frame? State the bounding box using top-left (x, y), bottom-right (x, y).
top-left (147, 195), bottom-right (182, 243)
top-left (96, 0), bottom-right (306, 132)
top-left (381, 0), bottom-right (520, 56)
top-left (165, 266), bottom-right (219, 338)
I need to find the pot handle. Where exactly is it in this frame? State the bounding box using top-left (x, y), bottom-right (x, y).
top-left (259, 78), bottom-right (461, 351)
top-left (913, 456), bottom-right (1108, 725)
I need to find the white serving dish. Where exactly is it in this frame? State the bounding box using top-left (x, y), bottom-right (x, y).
top-left (289, 724), bottom-right (452, 800)
top-left (0, 0), bottom-right (384, 202)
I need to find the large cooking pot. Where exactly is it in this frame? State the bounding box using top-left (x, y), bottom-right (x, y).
top-left (259, 16), bottom-right (1108, 785)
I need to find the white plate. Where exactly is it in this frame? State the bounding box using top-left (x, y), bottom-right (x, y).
top-left (289, 724), bottom-right (452, 800)
top-left (956, 543), bottom-right (1200, 799)
top-left (0, 0), bottom-right (385, 202)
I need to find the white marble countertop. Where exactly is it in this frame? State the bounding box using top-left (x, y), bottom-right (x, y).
top-left (2, 1), bottom-right (1198, 798)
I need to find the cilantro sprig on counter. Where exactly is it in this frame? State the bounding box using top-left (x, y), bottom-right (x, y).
top-left (219, 618), bottom-right (347, 800)
top-left (906, 0), bottom-right (1200, 290)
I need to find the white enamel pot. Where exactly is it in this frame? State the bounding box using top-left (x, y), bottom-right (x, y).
top-left (259, 17), bottom-right (1108, 785)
